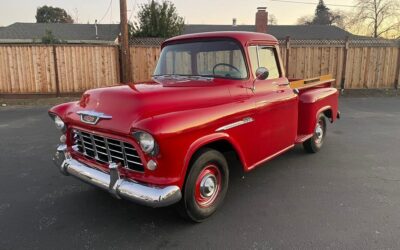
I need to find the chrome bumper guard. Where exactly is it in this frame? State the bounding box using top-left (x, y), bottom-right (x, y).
top-left (53, 144), bottom-right (182, 207)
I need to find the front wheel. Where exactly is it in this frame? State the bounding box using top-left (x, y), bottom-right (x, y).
top-left (303, 114), bottom-right (327, 153)
top-left (178, 148), bottom-right (229, 222)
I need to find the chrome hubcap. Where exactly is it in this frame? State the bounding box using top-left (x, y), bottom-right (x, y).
top-left (200, 174), bottom-right (217, 197)
top-left (315, 122), bottom-right (324, 144)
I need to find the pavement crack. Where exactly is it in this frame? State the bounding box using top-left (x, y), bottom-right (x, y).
top-left (369, 176), bottom-right (400, 182)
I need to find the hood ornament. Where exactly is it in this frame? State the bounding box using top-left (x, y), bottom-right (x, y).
top-left (77, 110), bottom-right (112, 125)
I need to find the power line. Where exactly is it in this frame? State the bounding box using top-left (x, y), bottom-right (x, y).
top-left (270, 0), bottom-right (356, 8)
top-left (98, 0), bottom-right (113, 23)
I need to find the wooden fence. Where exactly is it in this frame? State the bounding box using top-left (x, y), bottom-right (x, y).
top-left (0, 44), bottom-right (119, 95)
top-left (129, 46), bottom-right (161, 83)
top-left (128, 40), bottom-right (399, 89)
top-left (279, 39), bottom-right (400, 89)
top-left (0, 40), bottom-right (399, 95)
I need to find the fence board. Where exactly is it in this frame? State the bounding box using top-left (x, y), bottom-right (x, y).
top-left (129, 46), bottom-right (161, 82)
top-left (0, 45), bottom-right (55, 93)
top-left (55, 45), bottom-right (119, 93)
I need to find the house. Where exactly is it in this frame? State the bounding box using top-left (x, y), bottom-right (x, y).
top-left (0, 22), bottom-right (120, 44)
top-left (130, 7), bottom-right (365, 46)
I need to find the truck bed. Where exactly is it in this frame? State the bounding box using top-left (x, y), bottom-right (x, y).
top-left (290, 74), bottom-right (339, 143)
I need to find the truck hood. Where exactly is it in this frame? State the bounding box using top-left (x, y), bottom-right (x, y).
top-left (65, 80), bottom-right (231, 134)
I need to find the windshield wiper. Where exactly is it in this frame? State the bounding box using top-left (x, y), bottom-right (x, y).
top-left (153, 74), bottom-right (179, 79)
top-left (153, 74), bottom-right (214, 82)
top-left (153, 74), bottom-right (189, 80)
top-left (186, 75), bottom-right (214, 82)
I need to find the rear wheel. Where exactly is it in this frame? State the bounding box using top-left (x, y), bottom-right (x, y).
top-left (303, 114), bottom-right (327, 153)
top-left (178, 148), bottom-right (229, 222)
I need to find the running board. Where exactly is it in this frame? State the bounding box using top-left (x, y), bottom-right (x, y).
top-left (295, 134), bottom-right (313, 144)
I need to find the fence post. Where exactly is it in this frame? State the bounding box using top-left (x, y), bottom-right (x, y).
top-left (340, 37), bottom-right (350, 90)
top-left (285, 36), bottom-right (290, 77)
top-left (52, 45), bottom-right (60, 97)
top-left (395, 46), bottom-right (400, 89)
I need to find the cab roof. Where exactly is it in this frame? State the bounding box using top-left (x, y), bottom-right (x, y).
top-left (163, 31), bottom-right (278, 47)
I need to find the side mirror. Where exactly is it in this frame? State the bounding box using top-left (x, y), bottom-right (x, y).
top-left (247, 67), bottom-right (269, 93)
top-left (255, 67), bottom-right (269, 80)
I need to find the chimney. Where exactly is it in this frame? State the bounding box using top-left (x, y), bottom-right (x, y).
top-left (232, 18), bottom-right (237, 26)
top-left (94, 19), bottom-right (99, 39)
top-left (255, 7), bottom-right (268, 33)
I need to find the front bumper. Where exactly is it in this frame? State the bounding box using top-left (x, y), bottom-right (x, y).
top-left (53, 145), bottom-right (182, 207)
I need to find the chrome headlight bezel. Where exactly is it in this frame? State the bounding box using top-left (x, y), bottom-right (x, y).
top-left (49, 113), bottom-right (67, 133)
top-left (133, 131), bottom-right (159, 156)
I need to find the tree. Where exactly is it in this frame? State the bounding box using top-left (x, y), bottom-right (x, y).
top-left (132, 0), bottom-right (184, 38)
top-left (351, 0), bottom-right (400, 38)
top-left (36, 5), bottom-right (74, 23)
top-left (297, 1), bottom-right (344, 27)
top-left (268, 14), bottom-right (278, 25)
top-left (329, 10), bottom-right (349, 30)
top-left (41, 29), bottom-right (61, 44)
top-left (297, 15), bottom-right (313, 25)
top-left (311, 0), bottom-right (332, 25)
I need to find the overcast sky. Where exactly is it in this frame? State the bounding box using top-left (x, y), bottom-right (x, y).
top-left (0, 0), bottom-right (355, 26)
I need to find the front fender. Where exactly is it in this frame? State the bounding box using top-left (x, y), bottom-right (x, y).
top-left (181, 133), bottom-right (247, 182)
top-left (48, 101), bottom-right (77, 120)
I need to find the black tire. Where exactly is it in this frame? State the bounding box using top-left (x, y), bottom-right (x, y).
top-left (177, 148), bottom-right (229, 222)
top-left (303, 114), bottom-right (327, 153)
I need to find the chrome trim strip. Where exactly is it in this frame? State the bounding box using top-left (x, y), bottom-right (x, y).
top-left (120, 141), bottom-right (129, 168)
top-left (104, 138), bottom-right (112, 163)
top-left (215, 117), bottom-right (254, 132)
top-left (53, 145), bottom-right (182, 207)
top-left (76, 110), bottom-right (112, 125)
top-left (90, 134), bottom-right (99, 160)
top-left (76, 131), bottom-right (87, 155)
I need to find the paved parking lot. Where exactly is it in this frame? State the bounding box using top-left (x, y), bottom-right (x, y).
top-left (1, 97), bottom-right (400, 249)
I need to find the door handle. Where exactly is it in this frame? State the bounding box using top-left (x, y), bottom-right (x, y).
top-left (272, 81), bottom-right (289, 87)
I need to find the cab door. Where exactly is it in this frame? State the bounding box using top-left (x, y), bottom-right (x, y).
top-left (248, 45), bottom-right (298, 162)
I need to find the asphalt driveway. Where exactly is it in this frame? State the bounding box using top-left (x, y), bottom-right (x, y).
top-left (1, 97), bottom-right (400, 249)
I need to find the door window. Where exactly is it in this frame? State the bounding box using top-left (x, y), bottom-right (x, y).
top-left (248, 46), bottom-right (280, 79)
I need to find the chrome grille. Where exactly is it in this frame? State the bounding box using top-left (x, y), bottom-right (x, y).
top-left (72, 129), bottom-right (144, 172)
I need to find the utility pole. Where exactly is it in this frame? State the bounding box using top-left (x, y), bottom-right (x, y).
top-left (120, 0), bottom-right (131, 83)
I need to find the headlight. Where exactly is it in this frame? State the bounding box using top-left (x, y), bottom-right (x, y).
top-left (54, 116), bottom-right (65, 131)
top-left (49, 114), bottom-right (66, 133)
top-left (133, 131), bottom-right (158, 156)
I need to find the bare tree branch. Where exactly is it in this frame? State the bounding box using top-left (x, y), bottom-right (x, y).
top-left (350, 0), bottom-right (399, 38)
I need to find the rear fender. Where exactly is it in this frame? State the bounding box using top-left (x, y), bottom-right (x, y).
top-left (298, 88), bottom-right (339, 135)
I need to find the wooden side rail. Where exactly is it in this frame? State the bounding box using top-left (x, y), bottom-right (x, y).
top-left (290, 74), bottom-right (335, 90)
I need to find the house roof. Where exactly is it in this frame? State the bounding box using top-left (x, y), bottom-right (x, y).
top-left (128, 24), bottom-right (359, 46)
top-left (0, 22), bottom-right (120, 44)
top-left (165, 31), bottom-right (278, 46)
top-left (183, 24), bottom-right (358, 40)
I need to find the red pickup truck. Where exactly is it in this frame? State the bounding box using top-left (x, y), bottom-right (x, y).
top-left (50, 31), bottom-right (339, 222)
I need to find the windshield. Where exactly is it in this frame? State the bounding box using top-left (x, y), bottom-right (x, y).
top-left (154, 39), bottom-right (248, 80)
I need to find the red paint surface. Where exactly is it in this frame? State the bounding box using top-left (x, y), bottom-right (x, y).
top-left (49, 32), bottom-right (339, 189)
